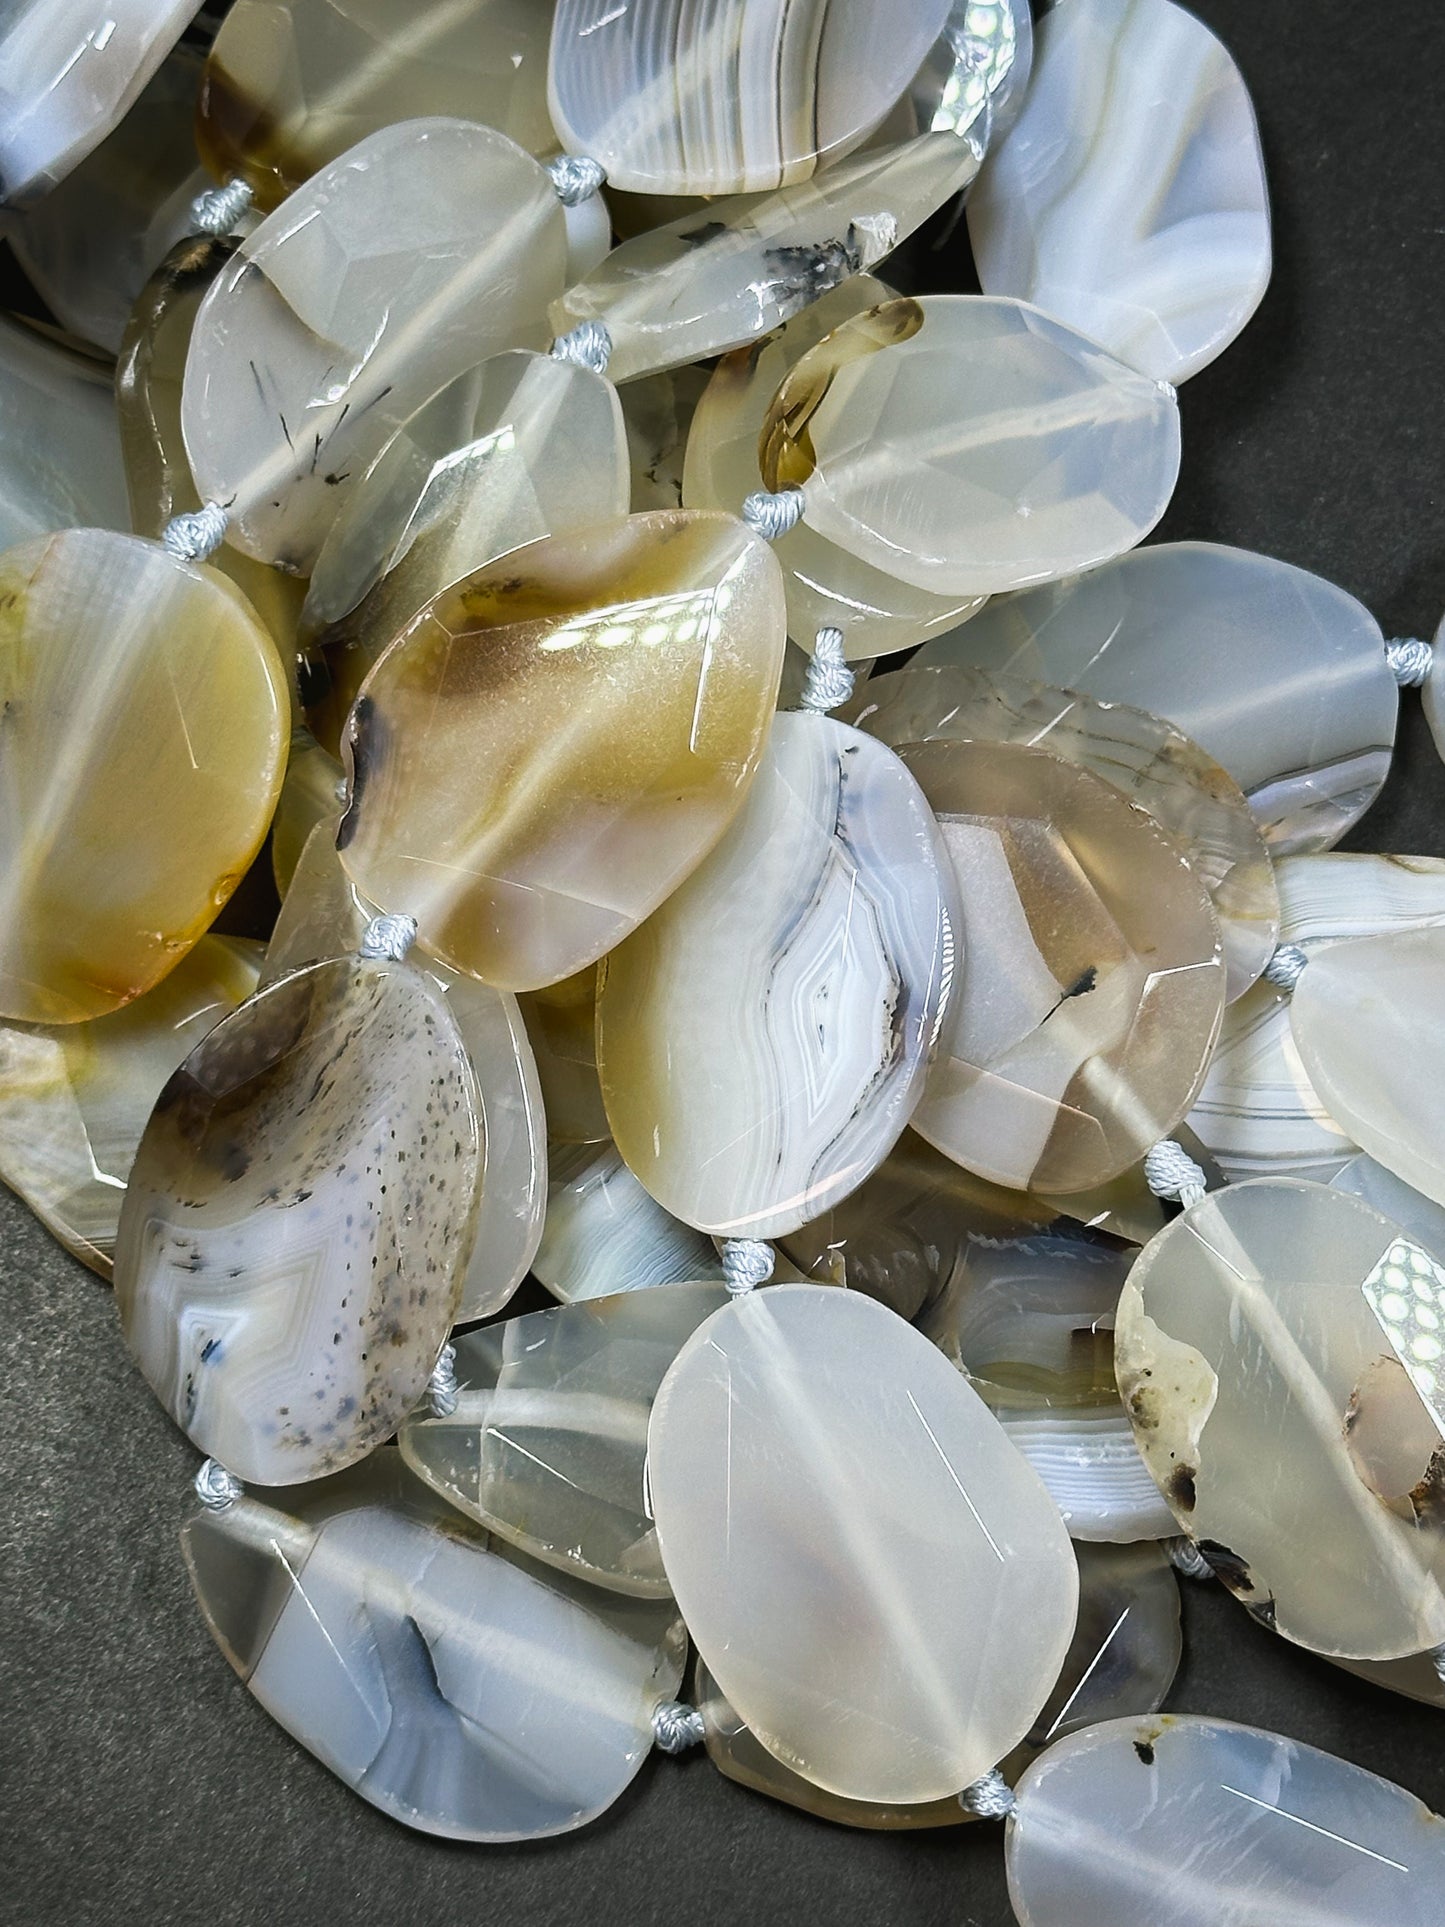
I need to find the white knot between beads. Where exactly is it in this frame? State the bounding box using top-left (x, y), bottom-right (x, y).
top-left (1167, 1536), bottom-right (1213, 1581)
top-left (1143, 1139), bottom-right (1208, 1209)
top-left (360, 914), bottom-right (417, 961)
top-left (740, 488), bottom-right (805, 542)
top-left (550, 319), bottom-right (613, 374)
top-left (1262, 942), bottom-right (1309, 991)
top-left (547, 154), bottom-right (607, 205)
top-left (427, 1343), bottom-right (459, 1418)
top-left (722, 1239), bottom-right (775, 1295)
top-left (161, 501), bottom-right (229, 563)
top-left (189, 176), bottom-right (254, 235)
top-left (801, 626), bottom-right (855, 714)
top-left (651, 1701), bottom-right (706, 1754)
top-left (958, 1769), bottom-right (1016, 1819)
top-left (194, 1459), bottom-right (242, 1511)
top-left (1386, 635), bottom-right (1434, 687)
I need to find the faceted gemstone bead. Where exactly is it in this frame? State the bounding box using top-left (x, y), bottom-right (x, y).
top-left (270, 730), bottom-right (344, 896)
top-left (182, 119), bottom-right (566, 574)
top-left (1115, 1178), bottom-right (1445, 1659)
top-left (518, 970), bottom-right (609, 1145)
top-left (182, 1451), bottom-right (686, 1840)
top-left (0, 936), bottom-right (261, 1277)
top-left (548, 0), bottom-right (952, 195)
top-left (684, 277), bottom-right (987, 659)
top-left (198, 0), bottom-right (557, 213)
top-left (551, 131), bottom-right (983, 383)
top-left (0, 0), bottom-right (197, 206)
top-left (904, 740), bottom-right (1225, 1195)
top-left (264, 818), bottom-right (545, 1325)
top-left (1332, 1155), bottom-right (1445, 1263)
top-left (0, 528), bottom-right (289, 1026)
top-left (969, 0), bottom-right (1271, 385)
top-left (855, 664), bottom-right (1279, 1001)
top-left (533, 1141), bottom-right (724, 1304)
top-left (598, 714), bottom-right (960, 1240)
top-left (760, 294), bottom-right (1181, 598)
top-left (113, 955), bottom-right (484, 1485)
top-left (0, 315), bottom-right (129, 548)
top-left (911, 0), bottom-right (1033, 146)
top-left (401, 1283), bottom-right (728, 1596)
top-left (915, 542), bottom-right (1397, 852)
top-left (1006, 1715), bottom-right (1445, 1927)
top-left (649, 1283), bottom-right (1078, 1803)
top-left (337, 510), bottom-right (786, 992)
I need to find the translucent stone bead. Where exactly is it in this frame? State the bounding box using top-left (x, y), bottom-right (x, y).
top-left (598, 714), bottom-right (960, 1240)
top-left (1421, 615), bottom-right (1445, 761)
top-left (0, 936), bottom-right (261, 1277)
top-left (915, 542), bottom-right (1398, 853)
top-left (1332, 1155), bottom-right (1445, 1263)
top-left (0, 0), bottom-right (197, 206)
top-left (264, 818), bottom-right (545, 1325)
top-left (1006, 1714), bottom-right (1445, 1927)
top-left (855, 664), bottom-right (1279, 1001)
top-left (969, 0), bottom-right (1270, 385)
top-left (0, 528), bottom-right (289, 1026)
top-left (533, 1141), bottom-right (724, 1304)
top-left (649, 1283), bottom-right (1078, 1803)
top-left (182, 1451), bottom-right (686, 1841)
top-left (1330, 1645), bottom-right (1445, 1711)
top-left (1115, 1178), bottom-right (1445, 1659)
top-left (551, 131), bottom-right (983, 383)
top-left (904, 740), bottom-right (1224, 1195)
top-left (619, 365), bottom-right (711, 513)
top-left (0, 316), bottom-right (129, 547)
top-left (684, 277), bottom-right (987, 659)
top-left (114, 955), bottom-right (484, 1485)
top-left (182, 119), bottom-right (566, 573)
top-left (760, 294), bottom-right (1180, 598)
top-left (337, 510), bottom-right (786, 992)
top-left (548, 0), bottom-right (952, 195)
top-left (197, 0), bottom-right (557, 212)
top-left (518, 971), bottom-right (610, 1145)
top-left (270, 729), bottom-right (345, 896)
top-left (401, 1283), bottom-right (729, 1596)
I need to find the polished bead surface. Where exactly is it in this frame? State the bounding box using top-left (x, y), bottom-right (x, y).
top-left (0, 316), bottom-right (129, 548)
top-left (271, 731), bottom-right (345, 896)
top-left (182, 119), bottom-right (565, 573)
top-left (1332, 1155), bottom-right (1445, 1263)
top-left (1116, 1179), bottom-right (1445, 1659)
top-left (619, 364), bottom-right (711, 513)
top-left (401, 1283), bottom-right (728, 1596)
top-left (969, 0), bottom-right (1270, 384)
top-left (0, 528), bottom-right (289, 1026)
top-left (599, 714), bottom-right (960, 1240)
top-left (905, 740), bottom-right (1224, 1195)
top-left (114, 955), bottom-right (483, 1484)
top-left (1006, 1714), bottom-right (1445, 1927)
top-left (518, 971), bottom-right (610, 1145)
top-left (182, 1452), bottom-right (686, 1840)
top-left (760, 294), bottom-right (1181, 597)
top-left (338, 510), bottom-right (786, 992)
top-left (533, 1140), bottom-right (724, 1304)
top-left (649, 1283), bottom-right (1078, 1803)
top-left (0, 936), bottom-right (261, 1277)
top-left (915, 542), bottom-right (1397, 852)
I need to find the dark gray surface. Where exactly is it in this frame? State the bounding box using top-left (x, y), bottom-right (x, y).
top-left (3, 2), bottom-right (1445, 1923)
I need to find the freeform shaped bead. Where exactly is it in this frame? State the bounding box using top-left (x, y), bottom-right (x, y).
top-left (649, 1283), bottom-right (1078, 1802)
top-left (619, 364), bottom-right (711, 513)
top-left (0, 528), bottom-right (289, 1026)
top-left (0, 316), bottom-right (129, 548)
top-left (533, 1140), bottom-right (724, 1304)
top-left (1006, 1715), bottom-right (1445, 1927)
top-left (1115, 1178), bottom-right (1445, 1659)
top-left (271, 730), bottom-right (345, 895)
top-left (401, 1283), bottom-right (728, 1596)
top-left (337, 510), bottom-right (786, 992)
top-left (904, 740), bottom-right (1225, 1195)
top-left (598, 713), bottom-right (960, 1240)
top-left (182, 1452), bottom-right (686, 1840)
top-left (759, 294), bottom-right (1181, 598)
top-left (969, 0), bottom-right (1270, 384)
top-left (1332, 1155), bottom-right (1445, 1263)
top-left (182, 119), bottom-right (565, 573)
top-left (915, 542), bottom-right (1397, 852)
top-left (113, 955), bottom-right (483, 1484)
top-left (0, 936), bottom-right (261, 1277)
top-left (518, 971), bottom-right (610, 1145)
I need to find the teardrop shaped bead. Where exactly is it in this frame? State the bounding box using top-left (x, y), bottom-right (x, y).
top-left (0, 528), bottom-right (289, 1025)
top-left (0, 315), bottom-right (129, 548)
top-left (197, 0), bottom-right (557, 213)
top-left (969, 0), bottom-right (1270, 385)
top-left (182, 118), bottom-right (566, 573)
top-left (598, 713), bottom-right (960, 1239)
top-left (914, 542), bottom-right (1397, 853)
top-left (182, 1451), bottom-right (686, 1840)
top-left (533, 1140), bottom-right (725, 1304)
top-left (855, 663), bottom-right (1279, 1001)
top-left (904, 739), bottom-right (1225, 1195)
top-left (0, 935), bottom-right (262, 1277)
top-left (1115, 1178), bottom-right (1445, 1659)
top-left (759, 293), bottom-right (1181, 598)
top-left (649, 1283), bottom-right (1078, 1803)
top-left (263, 817), bottom-right (545, 1324)
top-left (518, 970), bottom-right (611, 1145)
top-left (1006, 1715), bottom-right (1445, 1926)
top-left (337, 509), bottom-right (786, 992)
top-left (113, 954), bottom-right (484, 1484)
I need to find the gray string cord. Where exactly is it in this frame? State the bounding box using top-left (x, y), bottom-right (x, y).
top-left (547, 154), bottom-right (607, 205)
top-left (189, 176), bottom-right (254, 235)
top-left (1167, 1536), bottom-right (1214, 1581)
top-left (741, 488), bottom-right (806, 542)
top-left (1386, 635), bottom-right (1434, 687)
top-left (800, 626), bottom-right (855, 713)
top-left (1262, 942), bottom-right (1309, 991)
top-left (162, 501), bottom-right (229, 563)
top-left (652, 1701), bottom-right (707, 1753)
top-left (550, 319), bottom-right (613, 375)
top-left (1143, 1139), bottom-right (1208, 1209)
top-left (194, 1459), bottom-right (243, 1511)
top-left (722, 1238), bottom-right (775, 1296)
top-left (427, 1343), bottom-right (459, 1418)
top-left (359, 913), bottom-right (418, 961)
top-left (958, 1768), bottom-right (1016, 1819)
